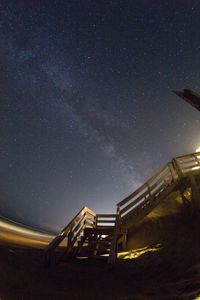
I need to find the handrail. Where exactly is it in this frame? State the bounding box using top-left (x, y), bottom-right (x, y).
top-left (96, 214), bottom-right (116, 227)
top-left (175, 152), bottom-right (200, 174)
top-left (45, 151), bottom-right (200, 265)
top-left (117, 163), bottom-right (174, 220)
top-left (118, 152), bottom-right (200, 221)
top-left (117, 152), bottom-right (200, 222)
top-left (46, 206), bottom-right (96, 252)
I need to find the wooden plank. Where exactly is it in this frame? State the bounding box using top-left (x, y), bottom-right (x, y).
top-left (176, 153), bottom-right (196, 160)
top-left (97, 214), bottom-right (116, 218)
top-left (122, 180), bottom-right (172, 224)
top-left (177, 161), bottom-right (197, 168)
top-left (60, 207), bottom-right (87, 235)
top-left (149, 173), bottom-right (171, 192)
top-left (118, 164), bottom-right (170, 209)
top-left (147, 165), bottom-right (169, 185)
top-left (193, 154), bottom-right (200, 165)
top-left (72, 214), bottom-right (86, 231)
top-left (194, 153), bottom-right (200, 164)
top-left (121, 182), bottom-right (178, 228)
top-left (181, 164), bottom-right (200, 172)
top-left (181, 160), bottom-right (199, 166)
top-left (173, 158), bottom-right (183, 177)
top-left (168, 162), bottom-right (178, 182)
top-left (97, 220), bottom-right (116, 224)
top-left (85, 207), bottom-right (96, 217)
top-left (84, 220), bottom-right (94, 227)
top-left (150, 184), bottom-right (167, 199)
top-left (118, 182), bottom-right (147, 206)
top-left (46, 206), bottom-right (96, 254)
top-left (85, 218), bottom-right (95, 226)
top-left (120, 190), bottom-right (149, 216)
top-left (176, 156), bottom-right (194, 162)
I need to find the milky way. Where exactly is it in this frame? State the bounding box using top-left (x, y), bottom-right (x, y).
top-left (0, 1), bottom-right (200, 233)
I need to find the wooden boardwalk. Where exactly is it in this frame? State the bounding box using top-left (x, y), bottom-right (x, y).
top-left (45, 151), bottom-right (200, 265)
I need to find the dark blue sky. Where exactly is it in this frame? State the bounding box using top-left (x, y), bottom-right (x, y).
top-left (0, 0), bottom-right (200, 233)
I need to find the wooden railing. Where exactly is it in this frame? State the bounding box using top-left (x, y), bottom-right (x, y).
top-left (117, 163), bottom-right (176, 221)
top-left (96, 214), bottom-right (116, 228)
top-left (45, 206), bottom-right (96, 254)
top-left (117, 152), bottom-right (200, 223)
top-left (45, 151), bottom-right (200, 265)
top-left (174, 151), bottom-right (200, 175)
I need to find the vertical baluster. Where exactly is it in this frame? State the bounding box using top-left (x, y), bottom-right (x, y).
top-left (168, 162), bottom-right (177, 183)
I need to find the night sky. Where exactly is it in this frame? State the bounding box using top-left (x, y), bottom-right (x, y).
top-left (0, 1), bottom-right (200, 233)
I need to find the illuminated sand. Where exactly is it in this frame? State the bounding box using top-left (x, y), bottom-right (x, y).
top-left (1, 208), bottom-right (200, 299)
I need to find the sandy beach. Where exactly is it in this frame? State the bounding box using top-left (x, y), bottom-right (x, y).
top-left (1, 209), bottom-right (200, 300)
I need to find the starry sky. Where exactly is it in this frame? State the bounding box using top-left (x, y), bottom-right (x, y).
top-left (0, 0), bottom-right (200, 233)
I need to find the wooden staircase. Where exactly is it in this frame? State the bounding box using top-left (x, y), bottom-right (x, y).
top-left (45, 151), bottom-right (200, 266)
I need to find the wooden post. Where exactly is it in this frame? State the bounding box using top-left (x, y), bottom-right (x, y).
top-left (92, 214), bottom-right (98, 256)
top-left (194, 153), bottom-right (200, 166)
top-left (108, 206), bottom-right (120, 264)
top-left (66, 225), bottom-right (74, 254)
top-left (172, 158), bottom-right (183, 180)
top-left (146, 183), bottom-right (153, 201)
top-left (168, 162), bottom-right (177, 183)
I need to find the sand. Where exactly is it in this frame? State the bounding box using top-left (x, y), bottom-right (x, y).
top-left (1, 208), bottom-right (200, 299)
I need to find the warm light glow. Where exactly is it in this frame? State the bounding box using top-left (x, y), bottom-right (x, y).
top-left (192, 166), bottom-right (200, 171)
top-left (101, 245), bottom-right (162, 259)
top-left (118, 245), bottom-right (161, 259)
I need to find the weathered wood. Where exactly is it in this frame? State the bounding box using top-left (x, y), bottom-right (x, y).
top-left (45, 151), bottom-right (200, 266)
top-left (97, 214), bottom-right (116, 218)
top-left (45, 206), bottom-right (96, 264)
top-left (168, 162), bottom-right (178, 182)
top-left (147, 165), bottom-right (169, 184)
top-left (173, 158), bottom-right (183, 178)
top-left (108, 206), bottom-right (120, 264)
top-left (149, 173), bottom-right (171, 193)
top-left (181, 164), bottom-right (200, 172)
top-left (121, 182), bottom-right (178, 229)
top-left (118, 183), bottom-right (147, 207)
top-left (176, 153), bottom-right (198, 160)
top-left (97, 220), bottom-right (116, 224)
top-left (120, 190), bottom-right (149, 216)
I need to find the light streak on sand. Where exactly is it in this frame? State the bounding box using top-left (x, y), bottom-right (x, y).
top-left (101, 245), bottom-right (161, 259)
top-left (118, 246), bottom-right (161, 259)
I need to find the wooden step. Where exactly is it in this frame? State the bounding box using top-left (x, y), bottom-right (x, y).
top-left (84, 227), bottom-right (114, 236)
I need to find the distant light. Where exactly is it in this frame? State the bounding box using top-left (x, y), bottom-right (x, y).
top-left (196, 147), bottom-right (200, 152)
